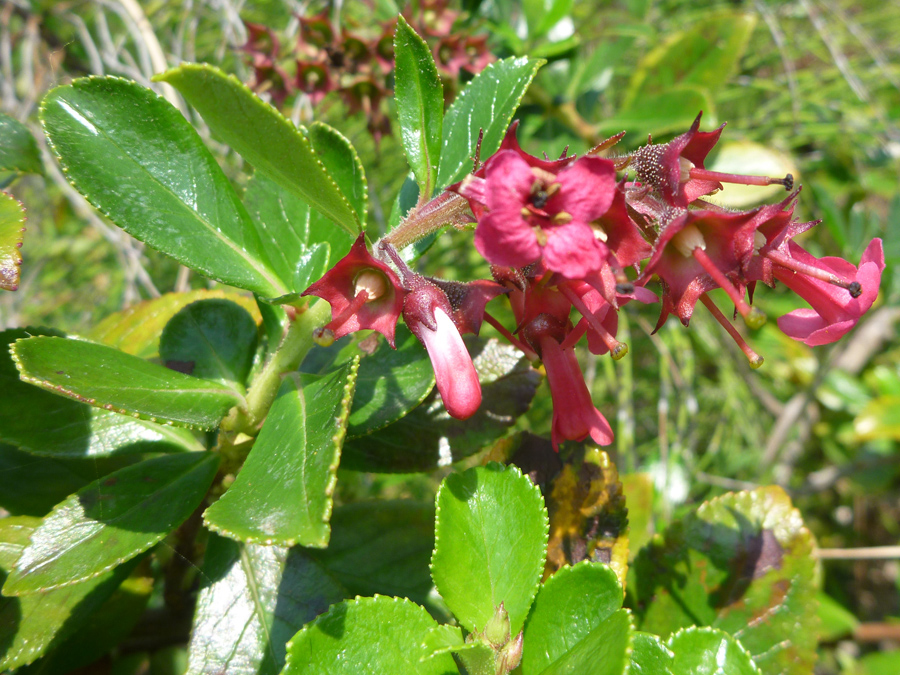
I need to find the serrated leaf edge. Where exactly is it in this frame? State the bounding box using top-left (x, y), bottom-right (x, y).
top-left (3, 453), bottom-right (218, 595)
top-left (38, 75), bottom-right (287, 298)
top-left (9, 336), bottom-right (241, 432)
top-left (155, 64), bottom-right (361, 235)
top-left (308, 121), bottom-right (369, 226)
top-left (0, 191), bottom-right (26, 291)
top-left (438, 56), bottom-right (546, 190)
top-left (202, 358), bottom-right (359, 548)
top-left (666, 626), bottom-right (763, 675)
top-left (430, 462), bottom-right (550, 634)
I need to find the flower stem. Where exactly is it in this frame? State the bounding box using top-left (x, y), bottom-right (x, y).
top-left (223, 299), bottom-right (331, 433)
top-left (382, 192), bottom-right (472, 250)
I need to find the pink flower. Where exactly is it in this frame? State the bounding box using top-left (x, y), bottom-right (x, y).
top-left (455, 149), bottom-right (617, 279)
top-left (403, 279), bottom-right (482, 420)
top-left (774, 239), bottom-right (884, 346)
top-left (302, 234), bottom-right (406, 346)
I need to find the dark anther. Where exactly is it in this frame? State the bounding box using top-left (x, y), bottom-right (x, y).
top-left (848, 281), bottom-right (862, 298)
top-left (531, 190), bottom-right (549, 210)
top-left (783, 173), bottom-right (794, 191)
top-left (615, 282), bottom-right (634, 295)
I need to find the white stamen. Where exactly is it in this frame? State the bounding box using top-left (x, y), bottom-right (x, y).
top-left (672, 223), bottom-right (707, 257)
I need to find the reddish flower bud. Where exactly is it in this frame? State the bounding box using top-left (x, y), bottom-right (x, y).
top-left (403, 279), bottom-right (482, 420)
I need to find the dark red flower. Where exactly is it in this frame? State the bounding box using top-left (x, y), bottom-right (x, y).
top-left (302, 234), bottom-right (406, 346)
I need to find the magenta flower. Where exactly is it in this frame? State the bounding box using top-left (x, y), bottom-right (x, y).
top-left (403, 279), bottom-right (482, 420)
top-left (302, 234), bottom-right (406, 346)
top-left (773, 239), bottom-right (884, 346)
top-left (456, 149), bottom-right (617, 279)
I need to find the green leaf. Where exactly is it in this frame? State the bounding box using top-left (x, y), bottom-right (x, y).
top-left (623, 12), bottom-right (757, 105)
top-left (597, 87), bottom-right (714, 137)
top-left (667, 628), bottom-right (761, 675)
top-left (90, 289), bottom-right (262, 359)
top-left (431, 463), bottom-right (548, 635)
top-left (436, 56), bottom-right (545, 190)
top-left (0, 112), bottom-right (42, 175)
top-left (341, 337), bottom-right (540, 472)
top-left (305, 501), bottom-right (435, 603)
top-left (1, 329), bottom-right (202, 457)
top-left (282, 596), bottom-right (457, 675)
top-left (159, 299), bottom-right (259, 391)
top-left (2, 452), bottom-right (219, 595)
top-left (520, 562), bottom-right (624, 675)
top-left (203, 360), bottom-right (358, 547)
top-left (633, 487), bottom-right (818, 675)
top-left (16, 573), bottom-right (153, 675)
top-left (11, 336), bottom-right (244, 430)
top-left (187, 534), bottom-right (347, 675)
top-left (394, 15), bottom-right (443, 197)
top-left (530, 610), bottom-right (634, 675)
top-left (0, 192), bottom-right (25, 291)
top-left (629, 633), bottom-right (675, 675)
top-left (243, 171), bottom-right (311, 291)
top-left (815, 592), bottom-right (858, 642)
top-left (155, 64), bottom-right (361, 235)
top-left (306, 122), bottom-right (368, 227)
top-left (40, 77), bottom-right (287, 298)
top-left (0, 517), bottom-right (138, 671)
top-left (0, 444), bottom-right (136, 516)
top-left (301, 327), bottom-right (435, 437)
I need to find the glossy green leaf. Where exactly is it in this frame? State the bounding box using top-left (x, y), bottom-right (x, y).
top-left (436, 56), bottom-right (545, 190)
top-left (1, 329), bottom-right (202, 457)
top-left (155, 64), bottom-right (360, 235)
top-left (187, 534), bottom-right (347, 675)
top-left (598, 87), bottom-right (714, 137)
top-left (0, 112), bottom-right (42, 175)
top-left (159, 299), bottom-right (258, 391)
top-left (667, 628), bottom-right (761, 675)
top-left (633, 487), bottom-right (818, 675)
top-left (342, 337), bottom-right (540, 472)
top-left (431, 463), bottom-right (548, 635)
top-left (17, 574), bottom-right (153, 675)
top-left (203, 360), bottom-right (358, 547)
top-left (302, 327), bottom-right (435, 437)
top-left (282, 595), bottom-right (457, 675)
top-left (11, 336), bottom-right (244, 430)
top-left (40, 77), bottom-right (287, 298)
top-left (629, 633), bottom-right (675, 675)
top-left (243, 171), bottom-right (311, 290)
top-left (0, 444), bottom-right (141, 517)
top-left (394, 16), bottom-right (443, 197)
top-left (0, 517), bottom-right (137, 671)
top-left (307, 122), bottom-right (367, 227)
top-left (0, 192), bottom-right (25, 291)
top-left (532, 609), bottom-right (634, 675)
top-left (2, 452), bottom-right (219, 595)
top-left (90, 290), bottom-right (262, 359)
top-left (305, 501), bottom-right (435, 603)
top-left (624, 12), bottom-right (757, 105)
top-left (521, 562), bottom-right (624, 675)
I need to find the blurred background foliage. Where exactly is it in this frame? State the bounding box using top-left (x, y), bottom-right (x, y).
top-left (1, 0), bottom-right (898, 672)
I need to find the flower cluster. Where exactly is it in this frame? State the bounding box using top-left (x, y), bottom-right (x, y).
top-left (241, 1), bottom-right (492, 141)
top-left (304, 115), bottom-right (884, 451)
